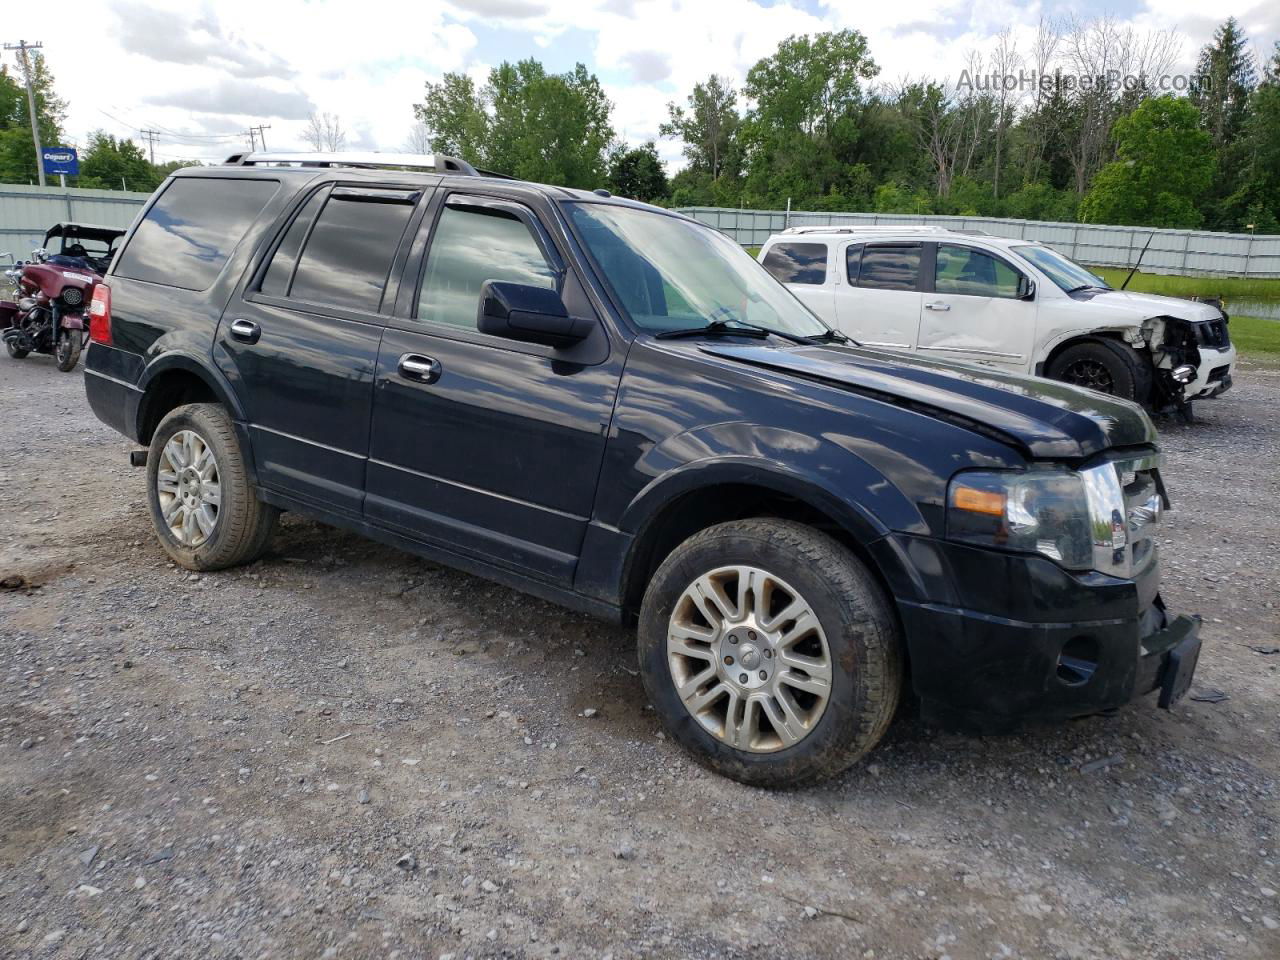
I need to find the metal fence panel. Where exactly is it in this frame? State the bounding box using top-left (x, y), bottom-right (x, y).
top-left (676, 206), bottom-right (1280, 277)
top-left (0, 184), bottom-right (151, 260)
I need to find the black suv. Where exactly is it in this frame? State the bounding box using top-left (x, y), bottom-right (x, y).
top-left (83, 154), bottom-right (1201, 787)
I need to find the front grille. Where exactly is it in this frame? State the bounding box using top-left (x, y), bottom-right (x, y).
top-left (1119, 458), bottom-right (1162, 575)
top-left (1198, 317), bottom-right (1230, 349)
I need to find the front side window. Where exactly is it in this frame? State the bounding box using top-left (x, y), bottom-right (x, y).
top-left (285, 188), bottom-right (417, 313)
top-left (417, 204), bottom-right (558, 330)
top-left (566, 203), bottom-right (829, 337)
top-left (114, 177), bottom-right (278, 291)
top-left (858, 243), bottom-right (921, 291)
top-left (934, 244), bottom-right (1022, 298)
top-left (760, 242), bottom-right (828, 285)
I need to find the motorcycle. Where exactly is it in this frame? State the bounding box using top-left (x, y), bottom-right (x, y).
top-left (1, 223), bottom-right (126, 372)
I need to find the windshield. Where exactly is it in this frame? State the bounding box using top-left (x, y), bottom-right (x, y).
top-left (565, 202), bottom-right (829, 338)
top-left (1013, 244), bottom-right (1110, 292)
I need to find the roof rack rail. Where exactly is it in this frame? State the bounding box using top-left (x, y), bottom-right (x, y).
top-left (779, 225), bottom-right (993, 238)
top-left (223, 151), bottom-right (485, 177)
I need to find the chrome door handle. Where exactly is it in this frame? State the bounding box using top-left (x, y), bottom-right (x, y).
top-left (397, 353), bottom-right (442, 384)
top-left (925, 302), bottom-right (951, 312)
top-left (229, 318), bottom-right (261, 343)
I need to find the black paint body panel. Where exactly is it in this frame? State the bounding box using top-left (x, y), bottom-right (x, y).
top-left (82, 164), bottom-right (1183, 724)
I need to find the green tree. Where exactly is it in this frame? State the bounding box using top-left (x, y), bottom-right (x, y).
top-left (0, 52), bottom-right (67, 184)
top-left (77, 132), bottom-right (161, 192)
top-left (659, 74), bottom-right (740, 179)
top-left (412, 60), bottom-right (614, 188)
top-left (739, 30), bottom-right (880, 208)
top-left (412, 73), bottom-right (487, 161)
top-left (1190, 18), bottom-right (1256, 147)
top-left (1080, 97), bottom-right (1214, 228)
top-left (605, 141), bottom-right (668, 203)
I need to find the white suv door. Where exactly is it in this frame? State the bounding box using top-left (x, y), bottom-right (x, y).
top-left (835, 241), bottom-right (923, 352)
top-left (916, 242), bottom-right (1037, 373)
top-left (759, 240), bottom-right (833, 318)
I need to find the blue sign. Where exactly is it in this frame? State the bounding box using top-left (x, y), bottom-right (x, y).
top-left (41, 146), bottom-right (79, 176)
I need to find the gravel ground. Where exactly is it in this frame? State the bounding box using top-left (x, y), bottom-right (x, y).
top-left (1, 352), bottom-right (1277, 960)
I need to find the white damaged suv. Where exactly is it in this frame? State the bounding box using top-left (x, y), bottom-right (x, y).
top-left (758, 226), bottom-right (1236, 415)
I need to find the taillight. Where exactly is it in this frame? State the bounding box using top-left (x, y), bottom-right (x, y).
top-left (88, 284), bottom-right (112, 345)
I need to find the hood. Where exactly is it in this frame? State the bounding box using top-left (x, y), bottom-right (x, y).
top-left (1079, 289), bottom-right (1222, 322)
top-left (698, 342), bottom-right (1156, 461)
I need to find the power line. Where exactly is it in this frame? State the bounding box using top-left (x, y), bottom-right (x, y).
top-left (3, 39), bottom-right (46, 187)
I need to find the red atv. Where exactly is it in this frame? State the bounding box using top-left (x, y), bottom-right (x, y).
top-left (1, 223), bottom-right (126, 372)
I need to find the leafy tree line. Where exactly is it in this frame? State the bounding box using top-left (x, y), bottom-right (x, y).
top-left (415, 17), bottom-right (1280, 234)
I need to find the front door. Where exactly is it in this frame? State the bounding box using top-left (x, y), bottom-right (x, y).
top-left (835, 241), bottom-right (924, 352)
top-left (366, 193), bottom-right (621, 586)
top-left (916, 242), bottom-right (1037, 372)
top-left (216, 183), bottom-right (421, 516)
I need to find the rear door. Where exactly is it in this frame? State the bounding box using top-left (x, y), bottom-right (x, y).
top-left (916, 242), bottom-right (1036, 372)
top-left (836, 242), bottom-right (924, 352)
top-left (365, 191), bottom-right (620, 585)
top-left (216, 182), bottom-right (422, 516)
top-left (759, 240), bottom-right (833, 321)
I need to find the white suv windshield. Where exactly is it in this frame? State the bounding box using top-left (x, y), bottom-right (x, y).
top-left (1013, 244), bottom-right (1110, 293)
top-left (566, 202), bottom-right (829, 338)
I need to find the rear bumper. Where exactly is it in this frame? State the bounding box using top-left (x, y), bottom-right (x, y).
top-left (84, 343), bottom-right (144, 442)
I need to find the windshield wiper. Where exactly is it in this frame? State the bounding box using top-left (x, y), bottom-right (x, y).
top-left (655, 319), bottom-right (810, 344)
top-left (803, 328), bottom-right (855, 345)
top-left (1066, 284), bottom-right (1110, 294)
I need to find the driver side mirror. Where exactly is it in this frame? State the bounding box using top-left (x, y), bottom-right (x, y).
top-left (1017, 276), bottom-right (1036, 301)
top-left (477, 281), bottom-right (595, 347)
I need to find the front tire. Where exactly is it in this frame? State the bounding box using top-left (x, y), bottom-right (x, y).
top-left (638, 518), bottom-right (902, 788)
top-left (146, 403), bottom-right (278, 571)
top-left (1047, 338), bottom-right (1152, 404)
top-left (5, 339), bottom-right (29, 360)
top-left (55, 330), bottom-right (81, 372)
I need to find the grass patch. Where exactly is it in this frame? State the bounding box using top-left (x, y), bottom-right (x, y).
top-left (1090, 268), bottom-right (1280, 300)
top-left (1226, 315), bottom-right (1280, 355)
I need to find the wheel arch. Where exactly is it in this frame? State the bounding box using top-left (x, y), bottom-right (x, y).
top-left (1037, 330), bottom-right (1137, 378)
top-left (616, 459), bottom-right (916, 623)
top-left (135, 353), bottom-right (247, 446)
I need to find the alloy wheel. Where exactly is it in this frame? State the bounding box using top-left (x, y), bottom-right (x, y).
top-left (666, 565), bottom-right (832, 753)
top-left (1061, 358), bottom-right (1115, 393)
top-left (156, 429), bottom-right (221, 547)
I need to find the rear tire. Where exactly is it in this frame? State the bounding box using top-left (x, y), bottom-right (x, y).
top-left (1047, 339), bottom-right (1152, 404)
top-left (638, 518), bottom-right (902, 788)
top-left (55, 330), bottom-right (81, 372)
top-left (146, 403), bottom-right (278, 571)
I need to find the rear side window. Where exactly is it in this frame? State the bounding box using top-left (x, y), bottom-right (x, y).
top-left (761, 242), bottom-right (827, 285)
top-left (417, 204), bottom-right (557, 330)
top-left (260, 188), bottom-right (326, 298)
top-left (845, 243), bottom-right (864, 284)
top-left (286, 188), bottom-right (417, 313)
top-left (114, 178), bottom-right (278, 291)
top-left (858, 243), bottom-right (921, 291)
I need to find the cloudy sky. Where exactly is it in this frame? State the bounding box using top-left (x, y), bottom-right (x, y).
top-left (6, 0), bottom-right (1280, 170)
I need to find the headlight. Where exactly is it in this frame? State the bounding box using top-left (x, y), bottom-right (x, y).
top-left (947, 465), bottom-right (1127, 572)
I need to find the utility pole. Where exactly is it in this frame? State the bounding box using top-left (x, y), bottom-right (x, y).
top-left (253, 124), bottom-right (271, 150)
top-left (244, 128), bottom-right (258, 152)
top-left (139, 129), bottom-right (160, 165)
top-left (3, 39), bottom-right (46, 187)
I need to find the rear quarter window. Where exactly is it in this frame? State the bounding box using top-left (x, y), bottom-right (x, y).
top-left (761, 242), bottom-right (828, 285)
top-left (114, 178), bottom-right (279, 291)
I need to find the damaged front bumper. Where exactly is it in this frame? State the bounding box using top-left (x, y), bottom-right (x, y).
top-left (1184, 344), bottom-right (1236, 399)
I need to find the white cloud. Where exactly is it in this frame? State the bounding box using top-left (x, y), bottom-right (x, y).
top-left (3, 0), bottom-right (1275, 170)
